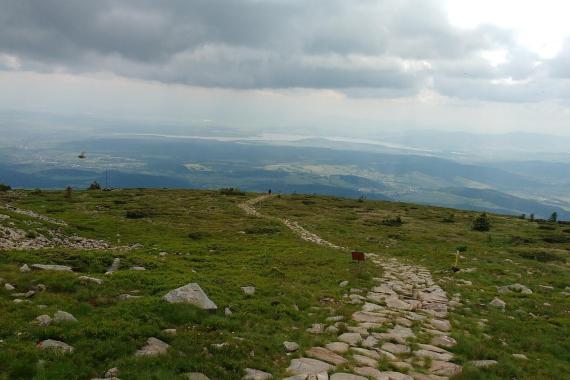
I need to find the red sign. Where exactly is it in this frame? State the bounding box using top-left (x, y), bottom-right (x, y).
top-left (352, 251), bottom-right (365, 261)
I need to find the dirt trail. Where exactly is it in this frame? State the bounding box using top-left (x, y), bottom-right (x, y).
top-left (238, 195), bottom-right (346, 250)
top-left (239, 194), bottom-right (462, 379)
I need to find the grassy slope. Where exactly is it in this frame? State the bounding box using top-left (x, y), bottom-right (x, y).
top-left (261, 194), bottom-right (570, 380)
top-left (0, 189), bottom-right (569, 379)
top-left (0, 190), bottom-right (374, 379)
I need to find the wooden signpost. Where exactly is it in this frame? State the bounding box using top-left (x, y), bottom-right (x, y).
top-left (352, 251), bottom-right (365, 262)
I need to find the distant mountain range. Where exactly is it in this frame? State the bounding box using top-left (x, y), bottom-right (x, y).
top-left (1, 134), bottom-right (569, 220)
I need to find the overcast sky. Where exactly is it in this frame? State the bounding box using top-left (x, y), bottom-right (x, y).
top-left (1, 0), bottom-right (570, 137)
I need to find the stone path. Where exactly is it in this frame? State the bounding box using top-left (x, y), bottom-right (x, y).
top-left (240, 196), bottom-right (462, 380)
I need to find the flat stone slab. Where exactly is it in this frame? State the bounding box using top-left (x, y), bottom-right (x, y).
top-left (184, 373), bottom-right (210, 380)
top-left (468, 360), bottom-right (497, 368)
top-left (429, 361), bottom-right (462, 377)
top-left (287, 358), bottom-right (333, 375)
top-left (162, 283), bottom-right (217, 310)
top-left (32, 264), bottom-right (72, 272)
top-left (306, 347), bottom-right (347, 365)
top-left (381, 342), bottom-right (410, 355)
top-left (330, 374), bottom-right (367, 380)
top-left (326, 342), bottom-right (349, 354)
top-left (338, 333), bottom-right (362, 346)
top-left (78, 276), bottom-right (104, 285)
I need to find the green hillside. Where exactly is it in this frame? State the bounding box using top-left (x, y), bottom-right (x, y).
top-left (0, 189), bottom-right (569, 379)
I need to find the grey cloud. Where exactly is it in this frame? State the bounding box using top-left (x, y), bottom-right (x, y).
top-left (0, 0), bottom-right (557, 101)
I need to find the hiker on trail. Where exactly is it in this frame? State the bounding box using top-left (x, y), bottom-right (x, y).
top-left (268, 189), bottom-right (272, 195)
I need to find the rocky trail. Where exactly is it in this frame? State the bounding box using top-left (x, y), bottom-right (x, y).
top-left (239, 196), bottom-right (462, 380)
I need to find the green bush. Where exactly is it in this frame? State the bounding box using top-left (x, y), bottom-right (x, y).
top-left (381, 216), bottom-right (403, 227)
top-left (0, 183), bottom-right (11, 191)
top-left (472, 213), bottom-right (491, 231)
top-left (219, 187), bottom-right (245, 196)
top-left (125, 210), bottom-right (147, 219)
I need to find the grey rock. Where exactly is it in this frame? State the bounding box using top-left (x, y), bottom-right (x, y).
top-left (162, 283), bottom-right (217, 310)
top-left (35, 314), bottom-right (52, 326)
top-left (325, 342), bottom-right (349, 354)
top-left (20, 264), bottom-right (30, 272)
top-left (79, 276), bottom-right (104, 285)
top-left (330, 374), bottom-right (367, 380)
top-left (184, 373), bottom-right (210, 380)
top-left (338, 332), bottom-right (362, 346)
top-left (243, 368), bottom-right (273, 380)
top-left (4, 283), bottom-right (15, 291)
top-left (306, 323), bottom-right (326, 334)
top-left (135, 337), bottom-right (170, 357)
top-left (512, 353), bottom-right (528, 360)
top-left (32, 264), bottom-right (72, 272)
top-left (105, 367), bottom-right (119, 378)
top-left (54, 310), bottom-right (77, 323)
top-left (306, 347), bottom-right (347, 365)
top-left (118, 294), bottom-right (142, 301)
top-left (241, 286), bottom-right (256, 295)
top-left (339, 280), bottom-right (349, 287)
top-left (37, 339), bottom-right (74, 353)
top-left (287, 358), bottom-right (333, 375)
top-left (284, 341), bottom-right (300, 352)
top-left (225, 307), bottom-right (233, 316)
top-left (130, 266), bottom-right (146, 271)
top-left (468, 360), bottom-right (497, 368)
top-left (489, 297), bottom-right (506, 309)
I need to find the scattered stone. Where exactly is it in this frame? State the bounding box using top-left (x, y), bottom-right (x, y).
top-left (468, 360), bottom-right (498, 368)
top-left (162, 283), bottom-right (218, 310)
top-left (130, 266), bottom-right (146, 271)
top-left (54, 310), bottom-right (77, 323)
top-left (4, 283), bottom-right (15, 291)
top-left (31, 264), bottom-right (72, 272)
top-left (306, 347), bottom-right (347, 365)
top-left (512, 353), bottom-right (528, 360)
top-left (34, 315), bottom-right (52, 326)
top-left (118, 294), bottom-right (142, 301)
top-left (306, 323), bottom-right (326, 334)
top-left (326, 325), bottom-right (339, 334)
top-left (243, 368), bottom-right (273, 380)
top-left (20, 264), bottom-right (30, 272)
top-left (135, 337), bottom-right (170, 357)
top-left (241, 286), bottom-right (256, 295)
top-left (339, 280), bottom-right (349, 287)
top-left (105, 367), bottom-right (119, 378)
top-left (326, 316), bottom-right (344, 322)
top-left (106, 258), bottom-right (121, 275)
top-left (498, 284), bottom-right (532, 295)
top-left (489, 297), bottom-right (506, 309)
top-left (79, 276), bottom-right (104, 285)
top-left (184, 373), bottom-right (210, 380)
top-left (163, 329), bottom-right (177, 335)
top-left (12, 290), bottom-right (35, 298)
top-left (284, 341), bottom-right (299, 352)
top-left (37, 339), bottom-right (74, 353)
top-left (225, 307), bottom-right (233, 316)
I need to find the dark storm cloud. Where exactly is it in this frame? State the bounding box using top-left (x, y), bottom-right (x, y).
top-left (0, 0), bottom-right (565, 101)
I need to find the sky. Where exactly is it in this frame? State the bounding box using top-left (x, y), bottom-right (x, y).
top-left (1, 0), bottom-right (570, 137)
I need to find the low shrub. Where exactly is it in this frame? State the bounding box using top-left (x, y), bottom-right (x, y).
top-left (219, 187), bottom-right (245, 196)
top-left (0, 183), bottom-right (11, 192)
top-left (125, 210), bottom-right (147, 219)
